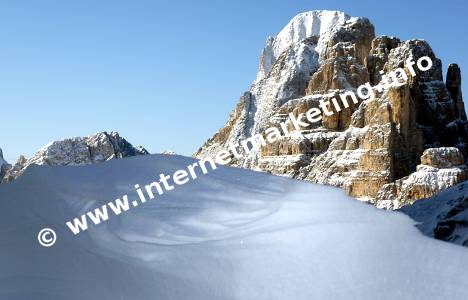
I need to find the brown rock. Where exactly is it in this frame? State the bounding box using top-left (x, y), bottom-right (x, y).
top-left (196, 11), bottom-right (468, 208)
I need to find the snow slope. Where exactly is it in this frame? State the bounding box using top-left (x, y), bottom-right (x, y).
top-left (1, 154), bottom-right (468, 300)
top-left (401, 181), bottom-right (468, 246)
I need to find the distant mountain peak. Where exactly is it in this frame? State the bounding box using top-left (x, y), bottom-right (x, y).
top-left (1, 131), bottom-right (148, 182)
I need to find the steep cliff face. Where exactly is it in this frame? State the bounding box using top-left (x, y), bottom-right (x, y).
top-left (2, 131), bottom-right (148, 182)
top-left (196, 11), bottom-right (374, 167)
top-left (196, 10), bottom-right (468, 208)
top-left (0, 149), bottom-right (11, 180)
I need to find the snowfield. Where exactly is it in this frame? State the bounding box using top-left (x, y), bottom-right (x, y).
top-left (1, 154), bottom-right (468, 300)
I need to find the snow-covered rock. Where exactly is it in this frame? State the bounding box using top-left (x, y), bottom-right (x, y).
top-left (160, 149), bottom-right (176, 155)
top-left (420, 147), bottom-right (465, 168)
top-left (256, 11), bottom-right (356, 82)
top-left (401, 180), bottom-right (468, 247)
top-left (196, 10), bottom-right (468, 206)
top-left (2, 154), bottom-right (468, 299)
top-left (0, 148), bottom-right (11, 181)
top-left (2, 131), bottom-right (148, 182)
top-left (376, 147), bottom-right (467, 209)
top-left (196, 11), bottom-right (374, 167)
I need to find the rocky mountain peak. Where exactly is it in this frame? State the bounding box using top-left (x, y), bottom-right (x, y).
top-left (196, 11), bottom-right (374, 164)
top-left (0, 148), bottom-right (6, 165)
top-left (1, 131), bottom-right (148, 183)
top-left (196, 11), bottom-right (468, 209)
top-left (257, 10), bottom-right (361, 81)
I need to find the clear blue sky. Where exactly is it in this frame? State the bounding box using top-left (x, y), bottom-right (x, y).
top-left (1, 0), bottom-right (467, 162)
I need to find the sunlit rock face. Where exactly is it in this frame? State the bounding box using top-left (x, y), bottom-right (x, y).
top-left (196, 10), bottom-right (468, 208)
top-left (376, 147), bottom-right (467, 209)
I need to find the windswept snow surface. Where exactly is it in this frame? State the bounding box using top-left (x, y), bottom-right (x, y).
top-left (1, 154), bottom-right (468, 300)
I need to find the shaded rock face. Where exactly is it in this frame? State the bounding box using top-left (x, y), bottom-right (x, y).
top-left (196, 10), bottom-right (468, 208)
top-left (446, 64), bottom-right (467, 121)
top-left (366, 36), bottom-right (401, 85)
top-left (2, 132), bottom-right (148, 182)
top-left (0, 149), bottom-right (11, 181)
top-left (401, 181), bottom-right (468, 247)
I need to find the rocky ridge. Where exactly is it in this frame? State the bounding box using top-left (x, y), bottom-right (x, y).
top-left (195, 10), bottom-right (468, 209)
top-left (1, 131), bottom-right (148, 183)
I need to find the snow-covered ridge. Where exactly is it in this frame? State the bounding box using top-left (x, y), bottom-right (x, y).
top-left (1, 131), bottom-right (148, 182)
top-left (274, 10), bottom-right (353, 57)
top-left (257, 10), bottom-right (356, 81)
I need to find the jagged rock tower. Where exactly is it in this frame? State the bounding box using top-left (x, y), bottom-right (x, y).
top-left (196, 10), bottom-right (468, 209)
